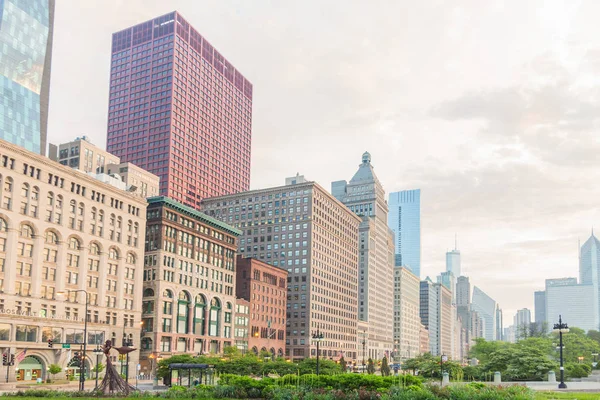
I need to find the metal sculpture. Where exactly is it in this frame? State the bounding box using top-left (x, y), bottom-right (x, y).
top-left (97, 340), bottom-right (137, 394)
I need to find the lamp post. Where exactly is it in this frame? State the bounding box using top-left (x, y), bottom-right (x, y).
top-left (361, 330), bottom-right (367, 373)
top-left (592, 353), bottom-right (598, 369)
top-left (440, 354), bottom-right (447, 385)
top-left (553, 315), bottom-right (569, 389)
top-left (312, 327), bottom-right (324, 375)
top-left (122, 334), bottom-right (133, 383)
top-left (57, 289), bottom-right (89, 391)
top-left (93, 347), bottom-right (103, 390)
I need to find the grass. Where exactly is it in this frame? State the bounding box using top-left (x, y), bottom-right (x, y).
top-left (535, 392), bottom-right (600, 399)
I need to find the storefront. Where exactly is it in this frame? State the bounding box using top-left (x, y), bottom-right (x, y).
top-left (16, 356), bottom-right (44, 381)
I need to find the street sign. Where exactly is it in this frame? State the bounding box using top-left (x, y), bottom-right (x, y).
top-left (441, 355), bottom-right (448, 362)
top-left (62, 344), bottom-right (71, 349)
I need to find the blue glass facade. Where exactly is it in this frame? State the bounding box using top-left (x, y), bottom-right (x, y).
top-left (0, 0), bottom-right (53, 154)
top-left (388, 189), bottom-right (421, 277)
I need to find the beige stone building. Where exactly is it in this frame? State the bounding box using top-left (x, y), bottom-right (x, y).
top-left (0, 138), bottom-right (147, 382)
top-left (392, 266), bottom-right (421, 361)
top-left (56, 136), bottom-right (119, 174)
top-left (55, 137), bottom-right (159, 199)
top-left (202, 177), bottom-right (361, 361)
top-left (140, 197), bottom-right (240, 374)
top-left (332, 152), bottom-right (395, 361)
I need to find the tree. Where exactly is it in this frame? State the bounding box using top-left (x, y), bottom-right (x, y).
top-left (48, 364), bottom-right (62, 382)
top-left (339, 356), bottom-right (347, 372)
top-left (259, 349), bottom-right (272, 360)
top-left (469, 338), bottom-right (508, 364)
top-left (92, 362), bottom-right (105, 379)
top-left (380, 356), bottom-right (390, 376)
top-left (223, 346), bottom-right (241, 359)
top-left (298, 358), bottom-right (341, 375)
top-left (367, 358), bottom-right (376, 374)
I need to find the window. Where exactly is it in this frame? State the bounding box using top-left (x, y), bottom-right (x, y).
top-left (20, 224), bottom-right (34, 239)
top-left (15, 325), bottom-right (37, 342)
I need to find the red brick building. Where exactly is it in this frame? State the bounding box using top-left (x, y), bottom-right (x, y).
top-left (236, 256), bottom-right (287, 357)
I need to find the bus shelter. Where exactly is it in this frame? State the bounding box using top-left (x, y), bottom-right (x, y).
top-left (165, 363), bottom-right (215, 387)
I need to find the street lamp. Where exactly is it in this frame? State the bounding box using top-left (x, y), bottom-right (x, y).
top-left (122, 334), bottom-right (134, 383)
top-left (361, 330), bottom-right (367, 373)
top-left (553, 315), bottom-right (569, 389)
top-left (312, 327), bottom-right (324, 375)
top-left (92, 347), bottom-right (103, 390)
top-left (592, 353), bottom-right (598, 369)
top-left (440, 354), bottom-right (448, 385)
top-left (57, 289), bottom-right (89, 392)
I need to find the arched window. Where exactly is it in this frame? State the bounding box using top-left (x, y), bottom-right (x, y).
top-left (69, 200), bottom-right (76, 214)
top-left (4, 177), bottom-right (13, 193)
top-left (126, 252), bottom-right (136, 264)
top-left (209, 298), bottom-right (221, 336)
top-left (20, 224), bottom-right (34, 238)
top-left (45, 231), bottom-right (58, 244)
top-left (109, 248), bottom-right (119, 260)
top-left (0, 217), bottom-right (8, 232)
top-left (143, 288), bottom-right (155, 297)
top-left (177, 292), bottom-right (190, 334)
top-left (0, 217), bottom-right (8, 252)
top-left (68, 237), bottom-right (81, 250)
top-left (163, 289), bottom-right (173, 298)
top-left (194, 295), bottom-right (206, 335)
top-left (89, 243), bottom-right (100, 255)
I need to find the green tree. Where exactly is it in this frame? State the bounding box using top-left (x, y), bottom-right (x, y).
top-left (259, 349), bottom-right (272, 360)
top-left (48, 364), bottom-right (62, 382)
top-left (339, 356), bottom-right (347, 372)
top-left (468, 338), bottom-right (508, 365)
top-left (380, 356), bottom-right (390, 376)
top-left (223, 346), bottom-right (241, 359)
top-left (366, 358), bottom-right (376, 374)
top-left (92, 362), bottom-right (105, 379)
top-left (298, 358), bottom-right (341, 375)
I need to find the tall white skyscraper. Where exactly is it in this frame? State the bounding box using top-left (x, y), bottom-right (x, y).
top-left (446, 236), bottom-right (461, 277)
top-left (332, 152), bottom-right (395, 360)
top-left (545, 278), bottom-right (596, 332)
top-left (388, 189), bottom-right (421, 277)
top-left (580, 232), bottom-right (600, 331)
top-left (514, 308), bottom-right (531, 329)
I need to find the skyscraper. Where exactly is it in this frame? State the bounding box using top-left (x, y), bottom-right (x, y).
top-left (545, 278), bottom-right (597, 332)
top-left (534, 290), bottom-right (547, 330)
top-left (107, 12), bottom-right (252, 209)
top-left (437, 270), bottom-right (456, 303)
top-left (471, 286), bottom-right (497, 341)
top-left (513, 308), bottom-right (531, 330)
top-left (419, 278), bottom-right (438, 355)
top-left (446, 237), bottom-right (461, 277)
top-left (580, 232), bottom-right (600, 330)
top-left (0, 0), bottom-right (54, 154)
top-left (392, 267), bottom-right (421, 361)
top-left (388, 189), bottom-right (421, 277)
top-left (332, 152), bottom-right (395, 359)
top-left (202, 178), bottom-right (361, 361)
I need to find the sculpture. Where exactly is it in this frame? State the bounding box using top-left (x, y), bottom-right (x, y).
top-left (97, 340), bottom-right (137, 394)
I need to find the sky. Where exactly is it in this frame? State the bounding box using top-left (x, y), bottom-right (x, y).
top-left (49, 0), bottom-right (600, 326)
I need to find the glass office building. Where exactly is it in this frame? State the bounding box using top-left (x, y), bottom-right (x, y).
top-left (0, 0), bottom-right (54, 154)
top-left (388, 189), bottom-right (421, 277)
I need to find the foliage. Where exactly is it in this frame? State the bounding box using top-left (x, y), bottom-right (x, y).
top-left (469, 338), bottom-right (509, 365)
top-left (380, 356), bottom-right (390, 376)
top-left (92, 363), bottom-right (105, 374)
top-left (47, 364), bottom-right (62, 382)
top-left (366, 358), bottom-right (375, 374)
top-left (222, 346), bottom-right (242, 359)
top-left (297, 358), bottom-right (341, 375)
top-left (565, 362), bottom-right (592, 378)
top-left (339, 356), bottom-right (347, 372)
top-left (516, 322), bottom-right (549, 340)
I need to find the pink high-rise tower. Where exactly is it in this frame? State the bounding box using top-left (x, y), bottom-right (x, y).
top-left (107, 12), bottom-right (252, 208)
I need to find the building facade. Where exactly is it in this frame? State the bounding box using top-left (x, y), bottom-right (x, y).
top-left (0, 0), bottom-right (54, 154)
top-left (436, 283), bottom-right (453, 358)
top-left (534, 290), bottom-right (546, 331)
top-left (106, 12), bottom-right (252, 208)
top-left (514, 308), bottom-right (531, 330)
top-left (446, 247), bottom-right (460, 278)
top-left (0, 138), bottom-right (147, 382)
top-left (545, 278), bottom-right (596, 332)
top-left (233, 298), bottom-right (249, 354)
top-left (437, 271), bottom-right (456, 303)
top-left (332, 152), bottom-right (394, 360)
top-left (580, 233), bottom-right (600, 331)
top-left (202, 179), bottom-right (361, 361)
top-left (388, 189), bottom-right (421, 277)
top-left (57, 137), bottom-right (120, 174)
top-left (56, 137), bottom-right (160, 199)
top-left (140, 196), bottom-right (240, 371)
top-left (236, 256), bottom-right (287, 357)
top-left (392, 267), bottom-right (420, 361)
top-left (419, 279), bottom-right (438, 355)
top-left (471, 286), bottom-right (497, 341)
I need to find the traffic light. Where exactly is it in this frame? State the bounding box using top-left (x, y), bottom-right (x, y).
top-left (2, 353), bottom-right (7, 366)
top-left (10, 354), bottom-right (15, 366)
top-left (48, 339), bottom-right (53, 348)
